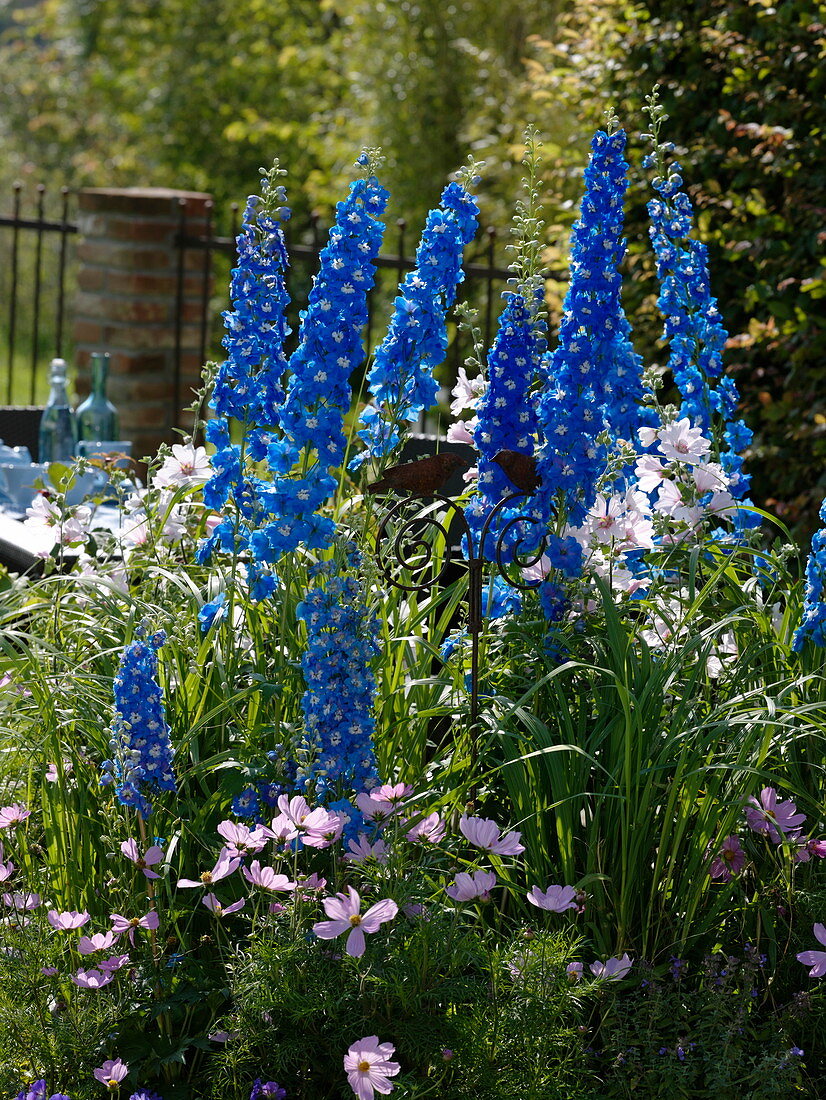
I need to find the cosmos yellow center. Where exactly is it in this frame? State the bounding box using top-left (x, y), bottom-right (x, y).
top-left (358, 1061), bottom-right (370, 1072)
top-left (201, 871), bottom-right (213, 883)
top-left (349, 914), bottom-right (362, 926)
top-left (129, 917), bottom-right (140, 927)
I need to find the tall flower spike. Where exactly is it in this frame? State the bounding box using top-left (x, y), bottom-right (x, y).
top-left (352, 179), bottom-right (480, 468)
top-left (465, 290), bottom-right (543, 564)
top-left (643, 93), bottom-right (752, 502)
top-left (103, 631), bottom-right (176, 819)
top-left (245, 167), bottom-right (389, 568)
top-left (534, 127), bottom-right (633, 582)
top-left (793, 496), bottom-right (826, 651)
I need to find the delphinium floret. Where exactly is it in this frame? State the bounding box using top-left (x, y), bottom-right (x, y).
top-left (100, 630), bottom-right (176, 819)
top-left (793, 496), bottom-right (826, 650)
top-left (351, 169), bottom-right (480, 470)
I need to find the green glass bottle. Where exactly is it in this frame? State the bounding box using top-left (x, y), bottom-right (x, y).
top-left (38, 357), bottom-right (77, 463)
top-left (76, 352), bottom-right (119, 442)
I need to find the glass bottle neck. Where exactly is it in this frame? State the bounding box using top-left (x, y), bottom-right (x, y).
top-left (91, 354), bottom-right (109, 396)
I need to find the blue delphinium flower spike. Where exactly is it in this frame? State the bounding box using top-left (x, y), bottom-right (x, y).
top-left (793, 496), bottom-right (826, 650)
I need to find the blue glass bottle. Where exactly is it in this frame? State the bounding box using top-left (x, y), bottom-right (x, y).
top-left (38, 358), bottom-right (77, 463)
top-left (76, 352), bottom-right (119, 442)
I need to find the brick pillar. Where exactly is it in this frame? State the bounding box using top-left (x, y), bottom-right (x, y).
top-left (73, 187), bottom-right (213, 461)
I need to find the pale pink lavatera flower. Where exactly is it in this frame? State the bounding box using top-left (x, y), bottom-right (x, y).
top-left (47, 909), bottom-right (90, 931)
top-left (0, 803), bottom-right (31, 829)
top-left (110, 909), bottom-right (159, 946)
top-left (459, 815), bottom-right (524, 856)
top-left (216, 820), bottom-right (269, 857)
top-left (202, 892), bottom-right (245, 917)
top-left (656, 417), bottom-right (711, 464)
top-left (445, 870), bottom-right (497, 902)
top-left (152, 444), bottom-right (212, 490)
top-left (93, 1057), bottom-right (129, 1089)
top-left (344, 1035), bottom-right (401, 1100)
top-left (313, 886), bottom-right (398, 958)
top-left (446, 419), bottom-right (475, 445)
top-left (120, 839), bottom-right (164, 879)
top-left (405, 812), bottom-right (446, 845)
top-left (241, 862), bottom-right (296, 892)
top-left (590, 953), bottom-right (633, 980)
top-left (345, 834), bottom-right (389, 864)
top-left (73, 967), bottom-right (115, 990)
top-left (177, 847), bottom-right (241, 889)
top-left (634, 453), bottom-right (668, 493)
top-left (797, 923), bottom-right (826, 978)
top-left (78, 931), bottom-right (118, 955)
top-left (526, 884), bottom-right (578, 913)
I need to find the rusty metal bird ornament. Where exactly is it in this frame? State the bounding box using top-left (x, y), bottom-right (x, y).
top-left (366, 452), bottom-right (469, 495)
top-left (490, 449), bottom-right (541, 493)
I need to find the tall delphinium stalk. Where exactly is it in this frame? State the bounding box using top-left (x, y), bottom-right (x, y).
top-left (249, 153), bottom-right (389, 565)
top-left (464, 130), bottom-right (546, 569)
top-left (533, 121), bottom-right (636, 613)
top-left (197, 161), bottom-right (293, 600)
top-left (350, 165), bottom-right (481, 471)
top-left (100, 630), bottom-right (176, 819)
top-left (793, 497), bottom-right (826, 651)
top-left (642, 89), bottom-right (753, 507)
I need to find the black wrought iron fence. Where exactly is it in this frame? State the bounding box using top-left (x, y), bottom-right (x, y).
top-left (0, 183), bottom-right (77, 405)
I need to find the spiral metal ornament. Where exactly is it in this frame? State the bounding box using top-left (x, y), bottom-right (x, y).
top-left (373, 478), bottom-right (549, 768)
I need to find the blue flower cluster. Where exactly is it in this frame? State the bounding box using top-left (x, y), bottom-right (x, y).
top-left (352, 181), bottom-right (480, 467)
top-left (535, 129), bottom-right (635, 561)
top-left (793, 496), bottom-right (826, 650)
top-left (646, 151), bottom-right (753, 497)
top-left (294, 562), bottom-right (380, 799)
top-left (465, 291), bottom-right (543, 561)
top-left (14, 1082), bottom-right (70, 1100)
top-left (101, 632), bottom-right (176, 819)
top-left (249, 174), bottom-right (389, 565)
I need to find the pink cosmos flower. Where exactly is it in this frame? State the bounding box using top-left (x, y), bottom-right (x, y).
top-left (590, 953), bottom-right (633, 980)
top-left (120, 839), bottom-right (164, 879)
top-left (0, 855), bottom-right (14, 883)
top-left (241, 862), bottom-right (296, 892)
top-left (216, 820), bottom-right (268, 857)
top-left (98, 954), bottom-right (130, 973)
top-left (344, 1036), bottom-right (401, 1100)
top-left (177, 847), bottom-right (241, 889)
top-left (73, 968), bottom-right (115, 990)
top-left (355, 792), bottom-right (397, 823)
top-left (78, 931), bottom-right (118, 955)
top-left (93, 1058), bottom-right (129, 1090)
top-left (0, 803), bottom-right (31, 829)
top-left (301, 807), bottom-right (345, 848)
top-left (709, 835), bottom-right (746, 881)
top-left (795, 837), bottom-right (826, 863)
top-left (268, 813), bottom-right (300, 845)
top-left (45, 761), bottom-right (73, 783)
top-left (109, 909), bottom-right (159, 946)
top-left (40, 966), bottom-right (59, 976)
top-left (202, 892), bottom-right (245, 917)
top-left (405, 812), bottom-right (446, 845)
top-left (526, 884), bottom-right (578, 913)
top-left (459, 815), bottom-right (524, 856)
top-left (445, 870), bottom-right (497, 902)
top-left (566, 961), bottom-right (583, 982)
top-left (744, 787), bottom-right (806, 844)
top-left (47, 909), bottom-right (90, 931)
top-left (372, 783), bottom-right (413, 805)
top-left (313, 886), bottom-right (398, 958)
top-left (797, 923), bottom-right (826, 978)
top-left (345, 835), bottom-right (389, 864)
top-left (295, 873), bottom-right (327, 899)
top-left (3, 890), bottom-right (41, 910)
